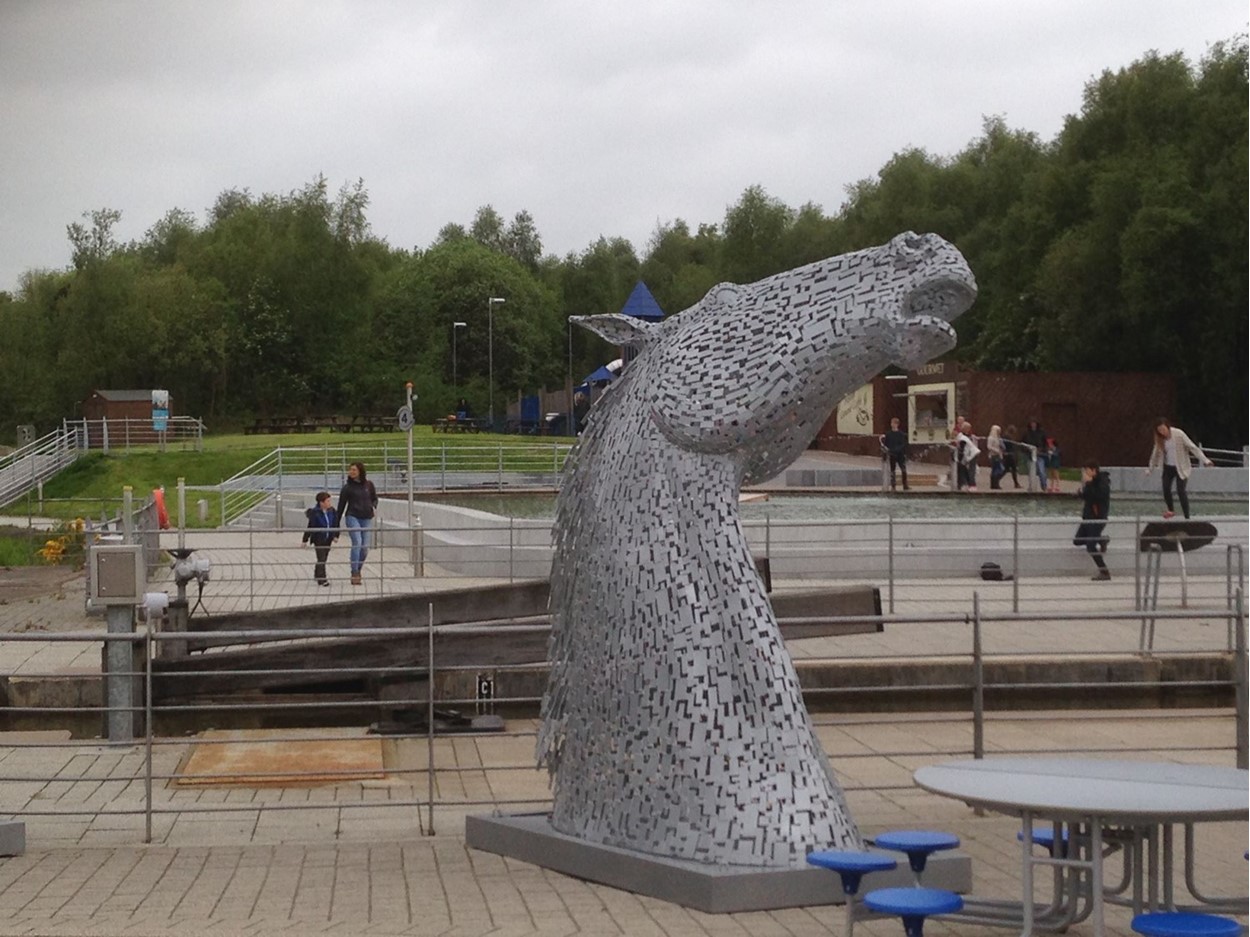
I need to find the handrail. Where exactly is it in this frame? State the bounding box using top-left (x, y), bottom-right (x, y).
top-left (0, 426), bottom-right (82, 508)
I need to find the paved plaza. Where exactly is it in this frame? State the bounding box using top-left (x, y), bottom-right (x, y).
top-left (0, 709), bottom-right (1245, 936)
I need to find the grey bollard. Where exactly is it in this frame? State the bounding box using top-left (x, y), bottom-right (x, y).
top-left (197, 499), bottom-right (208, 522)
top-left (103, 605), bottom-right (136, 742)
top-left (0, 821), bottom-right (25, 856)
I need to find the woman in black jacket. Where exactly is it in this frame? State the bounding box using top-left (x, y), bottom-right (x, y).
top-left (1074, 459), bottom-right (1111, 580)
top-left (336, 462), bottom-right (378, 586)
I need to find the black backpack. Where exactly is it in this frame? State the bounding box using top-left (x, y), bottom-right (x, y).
top-left (980, 562), bottom-right (1013, 582)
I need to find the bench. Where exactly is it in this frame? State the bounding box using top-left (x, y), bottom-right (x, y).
top-left (432, 418), bottom-right (483, 433)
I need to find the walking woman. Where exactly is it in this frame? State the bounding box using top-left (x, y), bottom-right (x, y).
top-left (1145, 418), bottom-right (1213, 519)
top-left (336, 461), bottom-right (378, 585)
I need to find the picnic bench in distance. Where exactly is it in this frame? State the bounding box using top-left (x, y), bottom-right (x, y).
top-left (244, 415), bottom-right (393, 435)
top-left (432, 417), bottom-right (486, 433)
top-left (244, 416), bottom-right (319, 435)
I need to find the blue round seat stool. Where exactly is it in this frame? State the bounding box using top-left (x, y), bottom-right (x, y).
top-left (1017, 825), bottom-right (1070, 857)
top-left (807, 849), bottom-right (898, 894)
top-left (1130, 911), bottom-right (1241, 936)
top-left (864, 886), bottom-right (963, 937)
top-left (806, 850), bottom-right (898, 936)
top-left (872, 830), bottom-right (960, 883)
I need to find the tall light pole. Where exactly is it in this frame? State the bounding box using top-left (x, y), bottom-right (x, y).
top-left (567, 316), bottom-right (576, 436)
top-left (451, 321), bottom-right (467, 395)
top-left (487, 296), bottom-right (506, 430)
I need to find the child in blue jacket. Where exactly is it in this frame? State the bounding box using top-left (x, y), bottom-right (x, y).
top-left (302, 491), bottom-right (339, 586)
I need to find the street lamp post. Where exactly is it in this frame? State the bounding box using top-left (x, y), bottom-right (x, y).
top-left (451, 321), bottom-right (467, 393)
top-left (487, 296), bottom-right (506, 430)
top-left (567, 316), bottom-right (576, 436)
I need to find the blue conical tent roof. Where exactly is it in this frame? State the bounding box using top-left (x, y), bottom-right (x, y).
top-left (618, 281), bottom-right (665, 321)
top-left (582, 365), bottom-right (617, 384)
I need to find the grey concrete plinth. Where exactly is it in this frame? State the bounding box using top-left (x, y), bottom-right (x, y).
top-left (466, 812), bottom-right (971, 913)
top-left (0, 820), bottom-right (26, 857)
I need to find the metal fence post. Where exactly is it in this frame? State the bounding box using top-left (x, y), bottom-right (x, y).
top-left (144, 615), bottom-right (154, 844)
top-left (1226, 545), bottom-right (1245, 651)
top-left (427, 602), bottom-right (436, 835)
top-left (497, 445), bottom-right (504, 491)
top-left (508, 517), bottom-right (515, 583)
top-left (1235, 588), bottom-right (1247, 770)
top-left (248, 523), bottom-right (255, 612)
top-left (972, 592), bottom-right (984, 760)
top-left (1012, 514), bottom-right (1020, 614)
top-left (177, 478), bottom-right (187, 551)
top-left (122, 486), bottom-right (134, 542)
top-left (440, 445), bottom-right (447, 492)
top-left (887, 515), bottom-right (895, 614)
top-left (1134, 515), bottom-right (1142, 611)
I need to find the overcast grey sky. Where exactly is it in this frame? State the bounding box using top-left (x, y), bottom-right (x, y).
top-left (1, 1), bottom-right (1244, 293)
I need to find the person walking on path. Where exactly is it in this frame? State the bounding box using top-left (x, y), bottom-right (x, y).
top-left (986, 424), bottom-right (1005, 490)
top-left (1003, 424), bottom-right (1022, 488)
top-left (954, 421), bottom-right (980, 491)
top-left (301, 491), bottom-right (339, 586)
top-left (1145, 417), bottom-right (1213, 519)
top-left (1022, 418), bottom-right (1047, 490)
top-left (336, 462), bottom-right (378, 586)
top-left (881, 416), bottom-right (910, 491)
top-left (1074, 459), bottom-right (1112, 580)
top-left (1044, 436), bottom-right (1062, 493)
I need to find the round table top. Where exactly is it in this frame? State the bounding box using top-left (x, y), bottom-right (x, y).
top-left (913, 757), bottom-right (1248, 823)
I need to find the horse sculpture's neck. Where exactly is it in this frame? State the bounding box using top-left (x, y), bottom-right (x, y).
top-left (540, 376), bottom-right (860, 867)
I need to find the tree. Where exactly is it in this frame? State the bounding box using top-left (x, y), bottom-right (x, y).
top-left (720, 185), bottom-right (794, 283)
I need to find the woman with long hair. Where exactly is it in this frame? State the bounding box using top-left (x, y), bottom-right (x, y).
top-left (1146, 418), bottom-right (1213, 519)
top-left (336, 461), bottom-right (378, 585)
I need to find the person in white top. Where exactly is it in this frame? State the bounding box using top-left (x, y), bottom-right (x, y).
top-left (986, 424), bottom-right (1005, 489)
top-left (954, 421), bottom-right (980, 491)
top-left (1145, 417), bottom-right (1213, 519)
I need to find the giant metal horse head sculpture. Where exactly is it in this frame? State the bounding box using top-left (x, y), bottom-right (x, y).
top-left (539, 232), bottom-right (977, 867)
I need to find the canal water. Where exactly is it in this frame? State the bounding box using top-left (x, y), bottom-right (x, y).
top-left (421, 492), bottom-right (1248, 521)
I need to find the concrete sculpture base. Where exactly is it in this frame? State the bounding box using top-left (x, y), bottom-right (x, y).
top-left (466, 812), bottom-right (971, 914)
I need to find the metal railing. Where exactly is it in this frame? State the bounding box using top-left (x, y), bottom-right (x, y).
top-left (0, 593), bottom-right (1244, 844)
top-left (216, 442), bottom-right (576, 525)
top-left (0, 426), bottom-right (83, 508)
top-left (62, 415), bottom-right (205, 452)
top-left (71, 501), bottom-right (1250, 618)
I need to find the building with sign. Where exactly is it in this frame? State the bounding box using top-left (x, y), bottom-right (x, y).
top-left (80, 389), bottom-right (176, 448)
top-left (817, 366), bottom-right (1176, 467)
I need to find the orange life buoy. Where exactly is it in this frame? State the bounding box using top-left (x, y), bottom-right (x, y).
top-left (153, 488), bottom-right (170, 530)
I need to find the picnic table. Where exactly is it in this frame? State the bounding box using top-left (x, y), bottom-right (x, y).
top-left (243, 416), bottom-right (319, 435)
top-left (244, 415), bottom-right (390, 435)
top-left (432, 418), bottom-right (486, 433)
top-left (914, 757), bottom-right (1249, 935)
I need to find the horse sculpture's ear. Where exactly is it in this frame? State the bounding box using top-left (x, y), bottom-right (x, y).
top-left (704, 282), bottom-right (743, 311)
top-left (572, 314), bottom-right (656, 348)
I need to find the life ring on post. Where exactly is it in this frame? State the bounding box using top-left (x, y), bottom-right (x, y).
top-left (153, 488), bottom-right (170, 530)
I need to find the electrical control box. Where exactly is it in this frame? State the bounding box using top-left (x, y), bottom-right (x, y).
top-left (90, 545), bottom-right (145, 606)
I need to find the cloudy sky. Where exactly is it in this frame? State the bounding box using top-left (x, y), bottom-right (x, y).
top-left (1, 1), bottom-right (1244, 293)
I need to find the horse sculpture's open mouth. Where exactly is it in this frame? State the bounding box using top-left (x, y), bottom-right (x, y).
top-left (902, 275), bottom-right (978, 323)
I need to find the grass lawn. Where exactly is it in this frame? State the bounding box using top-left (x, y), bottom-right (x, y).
top-left (2, 428), bottom-right (573, 530)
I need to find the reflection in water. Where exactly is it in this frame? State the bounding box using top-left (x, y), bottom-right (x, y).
top-left (422, 493), bottom-right (1248, 521)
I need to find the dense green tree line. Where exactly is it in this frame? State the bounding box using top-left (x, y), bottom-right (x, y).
top-left (1, 40), bottom-right (1244, 445)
